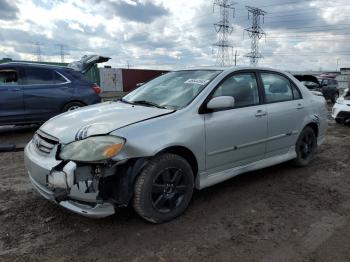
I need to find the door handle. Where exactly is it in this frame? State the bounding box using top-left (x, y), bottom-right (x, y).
top-left (255, 110), bottom-right (267, 117)
top-left (296, 103), bottom-right (304, 110)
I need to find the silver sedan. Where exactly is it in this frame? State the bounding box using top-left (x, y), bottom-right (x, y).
top-left (24, 67), bottom-right (328, 223)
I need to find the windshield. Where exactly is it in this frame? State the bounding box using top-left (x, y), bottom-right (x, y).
top-left (122, 70), bottom-right (221, 109)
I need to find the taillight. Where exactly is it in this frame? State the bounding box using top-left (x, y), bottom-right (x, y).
top-left (92, 83), bottom-right (101, 94)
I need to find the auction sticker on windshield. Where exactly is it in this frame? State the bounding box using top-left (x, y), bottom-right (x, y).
top-left (184, 79), bottom-right (210, 85)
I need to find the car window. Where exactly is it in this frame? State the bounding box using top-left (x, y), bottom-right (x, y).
top-left (0, 68), bottom-right (18, 85)
top-left (123, 70), bottom-right (222, 109)
top-left (212, 73), bottom-right (259, 108)
top-left (261, 73), bottom-right (294, 103)
top-left (64, 69), bottom-right (91, 83)
top-left (24, 67), bottom-right (54, 85)
top-left (291, 83), bottom-right (302, 99)
top-left (54, 71), bottom-right (68, 84)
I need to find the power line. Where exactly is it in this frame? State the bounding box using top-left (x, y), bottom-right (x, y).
top-left (245, 6), bottom-right (267, 65)
top-left (212, 0), bottom-right (237, 66)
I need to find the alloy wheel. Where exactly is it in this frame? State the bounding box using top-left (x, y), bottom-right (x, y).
top-left (151, 167), bottom-right (188, 214)
top-left (298, 131), bottom-right (316, 160)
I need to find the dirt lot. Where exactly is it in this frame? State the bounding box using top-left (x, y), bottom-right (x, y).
top-left (0, 119), bottom-right (349, 262)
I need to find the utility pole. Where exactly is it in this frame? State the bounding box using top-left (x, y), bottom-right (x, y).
top-left (213, 0), bottom-right (236, 66)
top-left (33, 42), bottom-right (42, 62)
top-left (336, 58), bottom-right (341, 71)
top-left (234, 50), bottom-right (237, 66)
top-left (244, 6), bottom-right (266, 66)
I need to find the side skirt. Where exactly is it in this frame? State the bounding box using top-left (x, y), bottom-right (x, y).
top-left (196, 146), bottom-right (297, 190)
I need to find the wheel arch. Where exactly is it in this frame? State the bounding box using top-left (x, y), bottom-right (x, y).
top-left (304, 122), bottom-right (319, 137)
top-left (61, 100), bottom-right (86, 112)
top-left (157, 146), bottom-right (199, 178)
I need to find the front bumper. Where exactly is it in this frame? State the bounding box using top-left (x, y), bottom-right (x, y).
top-left (332, 102), bottom-right (350, 121)
top-left (24, 141), bottom-right (115, 218)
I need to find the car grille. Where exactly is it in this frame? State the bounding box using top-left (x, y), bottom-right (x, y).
top-left (33, 130), bottom-right (59, 155)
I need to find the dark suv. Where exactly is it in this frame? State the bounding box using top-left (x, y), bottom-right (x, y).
top-left (0, 56), bottom-right (108, 125)
top-left (294, 75), bottom-right (339, 103)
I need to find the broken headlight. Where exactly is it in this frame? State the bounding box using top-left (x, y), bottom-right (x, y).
top-left (59, 136), bottom-right (125, 162)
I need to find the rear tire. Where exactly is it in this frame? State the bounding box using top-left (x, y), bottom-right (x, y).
top-left (294, 127), bottom-right (317, 167)
top-left (133, 153), bottom-right (194, 223)
top-left (62, 102), bottom-right (85, 112)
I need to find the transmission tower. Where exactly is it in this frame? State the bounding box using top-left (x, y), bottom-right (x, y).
top-left (244, 6), bottom-right (266, 65)
top-left (33, 42), bottom-right (42, 62)
top-left (56, 44), bottom-right (66, 63)
top-left (213, 0), bottom-right (236, 66)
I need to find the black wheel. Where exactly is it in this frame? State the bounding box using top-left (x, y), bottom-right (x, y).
top-left (335, 118), bottom-right (343, 124)
top-left (294, 127), bottom-right (317, 167)
top-left (62, 102), bottom-right (85, 112)
top-left (133, 153), bottom-right (194, 223)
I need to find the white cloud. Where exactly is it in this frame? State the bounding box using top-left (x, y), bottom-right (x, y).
top-left (0, 0), bottom-right (349, 71)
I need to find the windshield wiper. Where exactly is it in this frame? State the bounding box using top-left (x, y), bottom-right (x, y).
top-left (118, 98), bottom-right (134, 105)
top-left (132, 100), bottom-right (167, 109)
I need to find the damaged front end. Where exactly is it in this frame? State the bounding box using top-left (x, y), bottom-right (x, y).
top-left (25, 132), bottom-right (147, 218)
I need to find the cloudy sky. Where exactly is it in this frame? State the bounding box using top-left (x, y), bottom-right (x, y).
top-left (0, 0), bottom-right (350, 71)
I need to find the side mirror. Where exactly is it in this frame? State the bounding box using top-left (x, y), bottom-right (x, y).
top-left (207, 96), bottom-right (235, 110)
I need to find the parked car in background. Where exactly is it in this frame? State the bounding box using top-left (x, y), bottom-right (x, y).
top-left (332, 88), bottom-right (350, 124)
top-left (320, 78), bottom-right (340, 102)
top-left (0, 55), bottom-right (109, 126)
top-left (294, 75), bottom-right (339, 103)
top-left (25, 66), bottom-right (328, 223)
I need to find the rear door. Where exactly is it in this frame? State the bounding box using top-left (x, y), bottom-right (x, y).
top-left (259, 71), bottom-right (305, 157)
top-left (22, 67), bottom-right (72, 122)
top-left (0, 66), bottom-right (24, 124)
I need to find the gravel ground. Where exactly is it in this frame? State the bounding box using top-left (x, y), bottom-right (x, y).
top-left (0, 119), bottom-right (349, 262)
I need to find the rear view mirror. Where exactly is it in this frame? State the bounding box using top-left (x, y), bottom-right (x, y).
top-left (207, 96), bottom-right (235, 110)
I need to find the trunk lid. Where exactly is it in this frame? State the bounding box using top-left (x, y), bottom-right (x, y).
top-left (68, 55), bottom-right (111, 74)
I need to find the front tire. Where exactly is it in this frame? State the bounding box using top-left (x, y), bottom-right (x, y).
top-left (294, 127), bottom-right (317, 167)
top-left (133, 153), bottom-right (194, 223)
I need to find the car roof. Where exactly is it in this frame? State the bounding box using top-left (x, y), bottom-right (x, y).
top-left (175, 66), bottom-right (288, 74)
top-left (0, 62), bottom-right (68, 70)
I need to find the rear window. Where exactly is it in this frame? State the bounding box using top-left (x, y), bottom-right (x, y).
top-left (24, 67), bottom-right (55, 85)
top-left (64, 69), bottom-right (91, 83)
top-left (54, 71), bottom-right (68, 83)
top-left (0, 68), bottom-right (18, 85)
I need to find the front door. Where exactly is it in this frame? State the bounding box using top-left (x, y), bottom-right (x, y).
top-left (204, 72), bottom-right (268, 173)
top-left (0, 67), bottom-right (24, 124)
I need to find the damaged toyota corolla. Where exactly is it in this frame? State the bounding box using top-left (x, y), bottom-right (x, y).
top-left (25, 67), bottom-right (328, 223)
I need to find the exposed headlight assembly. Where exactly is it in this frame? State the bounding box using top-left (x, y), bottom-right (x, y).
top-left (59, 136), bottom-right (125, 162)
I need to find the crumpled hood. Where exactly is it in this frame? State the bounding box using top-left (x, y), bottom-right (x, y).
top-left (40, 101), bottom-right (173, 143)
